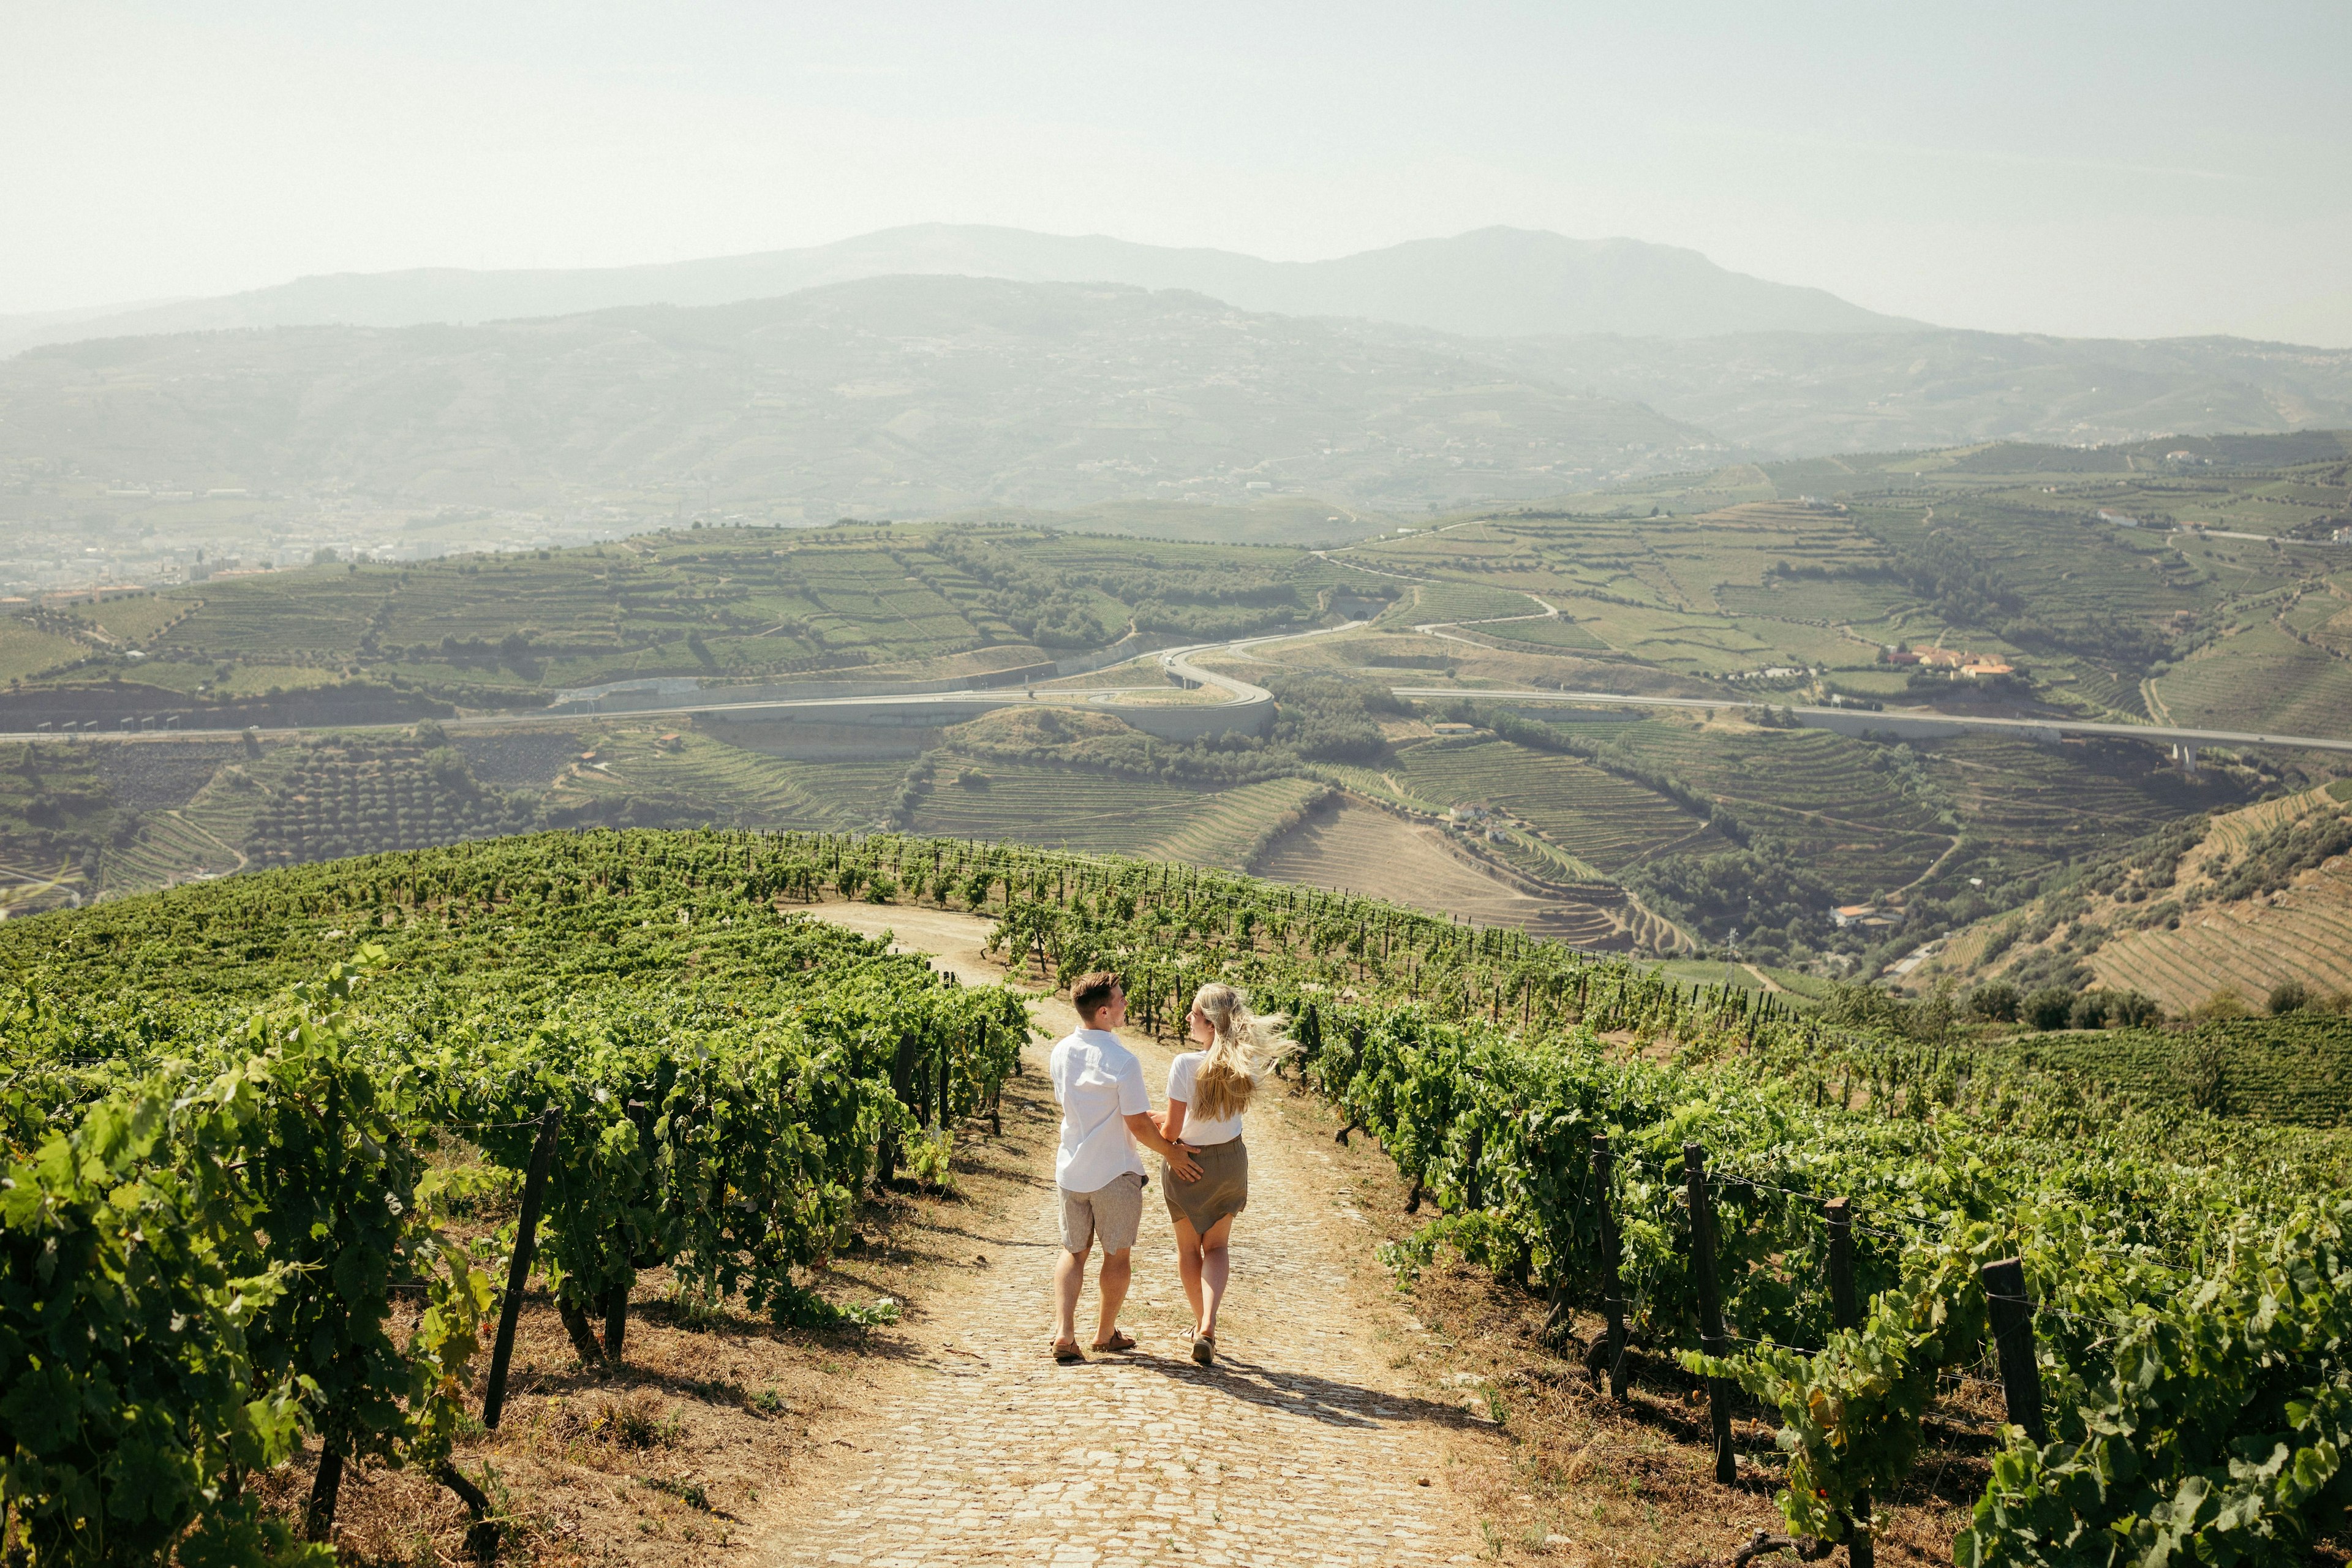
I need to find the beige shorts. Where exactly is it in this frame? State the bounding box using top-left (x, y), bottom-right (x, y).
top-left (1059, 1172), bottom-right (1144, 1255)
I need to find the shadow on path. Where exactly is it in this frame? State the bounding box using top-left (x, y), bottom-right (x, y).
top-left (1063, 1345), bottom-right (1484, 1434)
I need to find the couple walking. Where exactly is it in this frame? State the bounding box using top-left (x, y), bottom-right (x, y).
top-left (1047, 970), bottom-right (1281, 1366)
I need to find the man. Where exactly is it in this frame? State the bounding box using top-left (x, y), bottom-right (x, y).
top-left (1049, 970), bottom-right (1200, 1363)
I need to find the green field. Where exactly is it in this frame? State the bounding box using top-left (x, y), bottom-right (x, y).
top-left (2007, 1016), bottom-right (2352, 1128)
top-left (0, 617), bottom-right (85, 683)
top-left (1376, 579), bottom-right (1549, 627)
top-left (1474, 615), bottom-right (1613, 652)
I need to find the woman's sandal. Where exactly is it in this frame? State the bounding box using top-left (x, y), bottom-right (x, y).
top-left (1052, 1339), bottom-right (1085, 1365)
top-left (1092, 1329), bottom-right (1138, 1354)
top-left (1191, 1333), bottom-right (1216, 1366)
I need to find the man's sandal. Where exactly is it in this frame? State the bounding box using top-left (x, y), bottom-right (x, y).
top-left (1191, 1333), bottom-right (1215, 1366)
top-left (1092, 1329), bottom-right (1137, 1353)
top-left (1052, 1340), bottom-right (1085, 1365)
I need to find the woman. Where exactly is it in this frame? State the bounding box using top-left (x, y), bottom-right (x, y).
top-left (1157, 982), bottom-right (1287, 1365)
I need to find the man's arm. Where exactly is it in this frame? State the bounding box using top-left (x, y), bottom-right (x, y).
top-left (1126, 1112), bottom-right (1202, 1182)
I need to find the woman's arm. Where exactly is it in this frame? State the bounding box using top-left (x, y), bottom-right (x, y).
top-left (1162, 1100), bottom-right (1189, 1143)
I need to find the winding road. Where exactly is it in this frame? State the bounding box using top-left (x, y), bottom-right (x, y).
top-left (6, 616), bottom-right (2351, 759)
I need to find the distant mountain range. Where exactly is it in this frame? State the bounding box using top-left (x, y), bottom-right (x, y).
top-left (0, 225), bottom-right (1915, 356)
top-left (1393, 326), bottom-right (2352, 456)
top-left (4, 225), bottom-right (2348, 499)
top-left (0, 277), bottom-right (1716, 516)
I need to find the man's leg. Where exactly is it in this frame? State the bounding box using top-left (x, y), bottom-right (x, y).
top-left (1170, 1216), bottom-right (1205, 1332)
top-left (1087, 1174), bottom-right (1143, 1349)
top-left (1055, 1185), bottom-right (1095, 1351)
top-left (1055, 1245), bottom-right (1089, 1349)
top-left (1093, 1247), bottom-right (1131, 1347)
top-left (1199, 1213), bottom-right (1236, 1339)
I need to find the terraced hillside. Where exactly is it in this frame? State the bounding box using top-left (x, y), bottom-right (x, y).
top-left (244, 741), bottom-right (537, 865)
top-left (443, 718), bottom-right (1364, 872)
top-left (1523, 717), bottom-right (1951, 895)
top-left (1250, 800), bottom-right (1659, 947)
top-left (2152, 621), bottom-right (2352, 736)
top-left (0, 743), bottom-right (117, 915)
top-left (91, 809), bottom-right (242, 898)
top-left (903, 761), bottom-right (1270, 861)
top-left (1328, 435), bottom-right (2352, 734)
top-left (2090, 861), bottom-right (2352, 1013)
top-left (1917, 780), bottom-right (2352, 1011)
top-left (0, 519), bottom-right (1384, 725)
top-left (532, 729), bottom-right (880, 831)
top-left (1392, 736), bottom-right (1728, 873)
top-left (1928, 731), bottom-right (2228, 879)
top-left (1517, 714), bottom-right (2229, 895)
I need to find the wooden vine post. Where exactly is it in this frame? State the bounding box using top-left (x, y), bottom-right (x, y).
top-left (986, 1021), bottom-right (1006, 1134)
top-left (1980, 1257), bottom-right (2047, 1442)
top-left (1825, 1198), bottom-right (1872, 1568)
top-left (603, 1099), bottom-right (658, 1362)
top-left (1683, 1142), bottom-right (1736, 1484)
top-left (880, 1029), bottom-right (921, 1183)
top-left (938, 1031), bottom-right (954, 1127)
top-left (1823, 1198), bottom-right (1858, 1330)
top-left (1592, 1133), bottom-right (1629, 1399)
top-left (481, 1106), bottom-right (561, 1428)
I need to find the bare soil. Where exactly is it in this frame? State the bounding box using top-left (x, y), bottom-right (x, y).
top-left (1253, 801), bottom-right (1623, 943)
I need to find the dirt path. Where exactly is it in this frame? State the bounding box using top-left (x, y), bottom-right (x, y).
top-left (771, 902), bottom-right (1485, 1566)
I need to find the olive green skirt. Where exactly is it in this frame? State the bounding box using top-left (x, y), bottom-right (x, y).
top-left (1161, 1137), bottom-right (1248, 1232)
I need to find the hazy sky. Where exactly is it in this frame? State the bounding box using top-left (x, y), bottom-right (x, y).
top-left (7, 1), bottom-right (2350, 341)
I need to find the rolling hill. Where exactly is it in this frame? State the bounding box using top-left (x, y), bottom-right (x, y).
top-left (1370, 326), bottom-right (2352, 456)
top-left (0, 276), bottom-right (1714, 519)
top-left (0, 224), bottom-right (1912, 356)
top-left (15, 224), bottom-right (2352, 467)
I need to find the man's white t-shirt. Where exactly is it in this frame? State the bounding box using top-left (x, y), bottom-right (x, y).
top-left (1166, 1051), bottom-right (1245, 1146)
top-left (1049, 1027), bottom-right (1150, 1193)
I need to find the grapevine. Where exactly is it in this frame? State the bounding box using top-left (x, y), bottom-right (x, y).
top-left (2, 827), bottom-right (2349, 1559)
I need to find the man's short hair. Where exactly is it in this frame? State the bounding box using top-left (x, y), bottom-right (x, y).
top-left (1072, 970), bottom-right (1122, 1023)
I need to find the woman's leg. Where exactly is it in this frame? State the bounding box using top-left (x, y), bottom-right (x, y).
top-left (1170, 1216), bottom-right (1205, 1332)
top-left (1198, 1213), bottom-right (1236, 1339)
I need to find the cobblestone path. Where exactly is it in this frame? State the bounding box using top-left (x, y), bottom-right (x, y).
top-left (775, 905), bottom-right (1482, 1567)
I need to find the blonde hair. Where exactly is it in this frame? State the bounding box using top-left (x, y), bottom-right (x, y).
top-left (1186, 983), bottom-right (1292, 1122)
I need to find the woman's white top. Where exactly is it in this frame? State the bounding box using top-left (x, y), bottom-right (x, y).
top-left (1166, 1050), bottom-right (1245, 1146)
